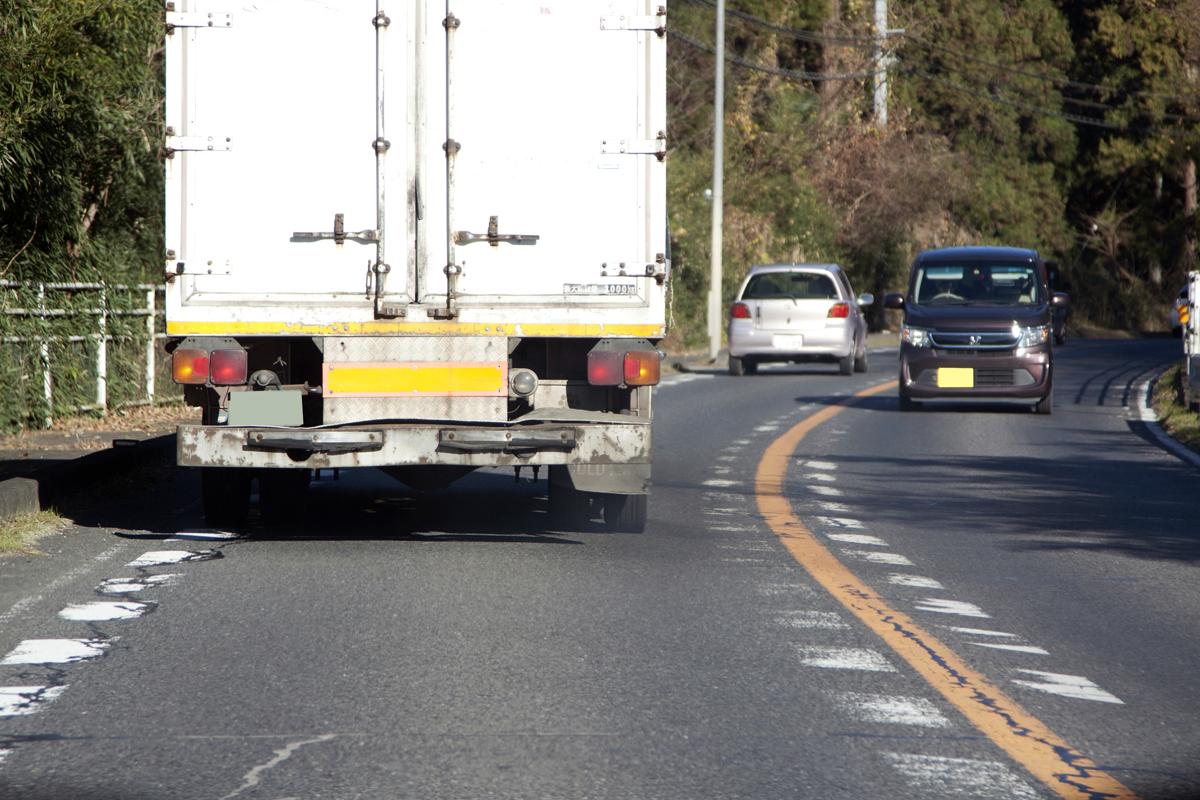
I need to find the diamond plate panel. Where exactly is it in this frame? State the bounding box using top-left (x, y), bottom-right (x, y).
top-left (322, 336), bottom-right (507, 423)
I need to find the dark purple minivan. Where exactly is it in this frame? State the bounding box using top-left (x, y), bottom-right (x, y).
top-left (884, 246), bottom-right (1069, 414)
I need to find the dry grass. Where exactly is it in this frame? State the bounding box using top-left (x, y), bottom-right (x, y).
top-left (1151, 363), bottom-right (1200, 454)
top-left (0, 510), bottom-right (67, 556)
top-left (0, 403), bottom-right (198, 452)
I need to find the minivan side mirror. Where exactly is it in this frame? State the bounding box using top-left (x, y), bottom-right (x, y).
top-left (1051, 292), bottom-right (1070, 308)
top-left (883, 293), bottom-right (905, 310)
top-left (857, 292), bottom-right (875, 307)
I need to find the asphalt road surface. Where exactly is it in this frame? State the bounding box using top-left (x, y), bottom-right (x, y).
top-left (0, 338), bottom-right (1196, 800)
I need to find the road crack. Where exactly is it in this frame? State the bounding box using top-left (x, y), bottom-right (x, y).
top-left (219, 734), bottom-right (336, 800)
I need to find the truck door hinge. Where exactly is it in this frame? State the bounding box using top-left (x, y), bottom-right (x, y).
top-left (164, 130), bottom-right (232, 155)
top-left (165, 5), bottom-right (232, 34)
top-left (600, 7), bottom-right (666, 37)
top-left (599, 131), bottom-right (667, 161)
top-left (454, 216), bottom-right (539, 247)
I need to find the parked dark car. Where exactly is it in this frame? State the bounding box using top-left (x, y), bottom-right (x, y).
top-left (884, 246), bottom-right (1070, 414)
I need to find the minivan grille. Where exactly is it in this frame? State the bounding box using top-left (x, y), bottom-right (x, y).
top-left (929, 331), bottom-right (1018, 350)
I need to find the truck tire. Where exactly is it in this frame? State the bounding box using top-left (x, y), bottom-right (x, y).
top-left (603, 493), bottom-right (647, 533)
top-left (201, 468), bottom-right (251, 529)
top-left (258, 469), bottom-right (311, 525)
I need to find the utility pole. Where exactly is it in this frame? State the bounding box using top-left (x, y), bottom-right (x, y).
top-left (707, 0), bottom-right (726, 362)
top-left (873, 0), bottom-right (888, 130)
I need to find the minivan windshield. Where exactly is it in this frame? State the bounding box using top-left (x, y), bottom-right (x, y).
top-left (912, 263), bottom-right (1042, 307)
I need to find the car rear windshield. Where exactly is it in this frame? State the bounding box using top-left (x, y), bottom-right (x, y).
top-left (912, 263), bottom-right (1042, 306)
top-left (742, 272), bottom-right (839, 300)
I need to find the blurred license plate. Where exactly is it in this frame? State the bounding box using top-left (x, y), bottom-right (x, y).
top-left (772, 334), bottom-right (804, 349)
top-left (937, 368), bottom-right (974, 388)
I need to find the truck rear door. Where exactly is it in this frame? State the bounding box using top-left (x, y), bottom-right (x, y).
top-left (420, 2), bottom-right (666, 311)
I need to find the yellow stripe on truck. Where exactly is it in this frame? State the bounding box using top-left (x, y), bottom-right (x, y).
top-left (323, 362), bottom-right (506, 398)
top-left (166, 320), bottom-right (665, 338)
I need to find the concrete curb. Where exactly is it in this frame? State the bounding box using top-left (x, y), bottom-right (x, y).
top-left (0, 433), bottom-right (176, 525)
top-left (1135, 376), bottom-right (1200, 470)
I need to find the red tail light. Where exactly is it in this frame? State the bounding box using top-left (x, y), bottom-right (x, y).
top-left (172, 349), bottom-right (210, 385)
top-left (210, 349), bottom-right (248, 385)
top-left (624, 351), bottom-right (661, 386)
top-left (730, 302), bottom-right (751, 319)
top-left (827, 302), bottom-right (850, 319)
top-left (587, 350), bottom-right (624, 386)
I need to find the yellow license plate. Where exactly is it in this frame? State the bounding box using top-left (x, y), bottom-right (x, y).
top-left (937, 367), bottom-right (974, 388)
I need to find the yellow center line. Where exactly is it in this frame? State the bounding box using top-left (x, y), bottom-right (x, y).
top-left (754, 380), bottom-right (1138, 800)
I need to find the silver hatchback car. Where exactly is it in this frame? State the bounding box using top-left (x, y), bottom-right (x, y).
top-left (727, 263), bottom-right (873, 376)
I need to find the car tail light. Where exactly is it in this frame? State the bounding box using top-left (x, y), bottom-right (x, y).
top-left (587, 350), bottom-right (624, 386)
top-left (209, 349), bottom-right (248, 385)
top-left (624, 351), bottom-right (661, 386)
top-left (172, 348), bottom-right (210, 385)
top-left (827, 302), bottom-right (850, 319)
top-left (730, 302), bottom-right (751, 319)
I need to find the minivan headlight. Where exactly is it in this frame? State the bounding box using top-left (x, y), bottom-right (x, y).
top-left (1015, 323), bottom-right (1049, 348)
top-left (901, 324), bottom-right (931, 348)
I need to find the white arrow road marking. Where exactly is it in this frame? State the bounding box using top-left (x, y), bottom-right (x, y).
top-left (969, 642), bottom-right (1050, 655)
top-left (1012, 670), bottom-right (1124, 704)
top-left (816, 517), bottom-right (866, 530)
top-left (59, 601), bottom-right (151, 622)
top-left (888, 574), bottom-right (944, 589)
top-left (883, 753), bottom-right (1040, 799)
top-left (774, 610), bottom-right (849, 630)
top-left (826, 533), bottom-right (887, 546)
top-left (0, 686), bottom-right (66, 718)
top-left (810, 485), bottom-right (843, 497)
top-left (796, 646), bottom-right (896, 672)
top-left (842, 550), bottom-right (914, 566)
top-left (838, 693), bottom-right (951, 727)
top-left (1, 639), bottom-right (110, 665)
top-left (913, 598), bottom-right (989, 618)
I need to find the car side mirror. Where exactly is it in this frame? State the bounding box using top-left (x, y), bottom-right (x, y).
top-left (883, 292), bottom-right (905, 310)
top-left (1051, 292), bottom-right (1070, 308)
top-left (857, 292), bottom-right (875, 307)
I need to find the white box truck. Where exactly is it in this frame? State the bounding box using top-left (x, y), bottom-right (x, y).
top-left (163, 1), bottom-right (668, 531)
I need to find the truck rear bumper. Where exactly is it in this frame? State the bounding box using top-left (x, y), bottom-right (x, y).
top-left (177, 418), bottom-right (650, 469)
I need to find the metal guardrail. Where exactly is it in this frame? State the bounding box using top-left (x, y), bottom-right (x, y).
top-left (1, 280), bottom-right (170, 427)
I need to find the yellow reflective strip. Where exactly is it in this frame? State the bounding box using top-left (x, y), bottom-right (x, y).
top-left (326, 365), bottom-right (504, 396)
top-left (166, 320), bottom-right (664, 337)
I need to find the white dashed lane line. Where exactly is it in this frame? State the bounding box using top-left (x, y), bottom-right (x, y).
top-left (0, 686), bottom-right (66, 718)
top-left (58, 601), bottom-right (153, 622)
top-left (842, 550), bottom-right (914, 567)
top-left (774, 610), bottom-right (849, 630)
top-left (1, 639), bottom-right (110, 665)
top-left (126, 549), bottom-right (221, 567)
top-left (796, 646), bottom-right (897, 672)
top-left (837, 693), bottom-right (951, 728)
top-left (912, 598), bottom-right (990, 618)
top-left (969, 642), bottom-right (1050, 656)
top-left (97, 574), bottom-right (180, 595)
top-left (826, 533), bottom-right (887, 547)
top-left (883, 753), bottom-right (1040, 800)
top-left (1012, 670), bottom-right (1124, 704)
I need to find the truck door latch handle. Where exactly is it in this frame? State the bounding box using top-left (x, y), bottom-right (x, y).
top-left (291, 213), bottom-right (379, 245)
top-left (454, 215), bottom-right (539, 247)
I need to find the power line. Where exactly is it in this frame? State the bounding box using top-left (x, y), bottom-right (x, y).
top-left (668, 29), bottom-right (886, 82)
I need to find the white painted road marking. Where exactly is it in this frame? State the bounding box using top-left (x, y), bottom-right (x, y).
top-left (948, 626), bottom-right (1017, 638)
top-left (774, 610), bottom-right (849, 630)
top-left (883, 752), bottom-right (1040, 799)
top-left (1012, 670), bottom-right (1124, 704)
top-left (0, 544), bottom-right (126, 627)
top-left (888, 574), bottom-right (944, 589)
top-left (810, 485), bottom-right (843, 497)
top-left (817, 501), bottom-right (852, 514)
top-left (826, 533), bottom-right (887, 546)
top-left (59, 601), bottom-right (152, 622)
top-left (969, 642), bottom-right (1050, 655)
top-left (1, 639), bottom-right (110, 665)
top-left (702, 479), bottom-right (738, 488)
top-left (804, 473), bottom-right (837, 482)
top-left (842, 550), bottom-right (914, 566)
top-left (796, 646), bottom-right (897, 672)
top-left (97, 574), bottom-right (179, 595)
top-left (913, 598), bottom-right (989, 618)
top-left (127, 549), bottom-right (219, 568)
top-left (804, 460), bottom-right (838, 470)
top-left (816, 516), bottom-right (865, 529)
top-left (0, 686), bottom-right (67, 718)
top-left (838, 693), bottom-right (950, 728)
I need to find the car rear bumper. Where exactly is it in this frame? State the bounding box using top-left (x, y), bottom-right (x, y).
top-left (900, 345), bottom-right (1051, 399)
top-left (728, 324), bottom-right (853, 359)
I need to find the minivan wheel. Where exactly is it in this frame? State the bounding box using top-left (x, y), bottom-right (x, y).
top-left (898, 388), bottom-right (917, 411)
top-left (728, 356), bottom-right (746, 376)
top-left (1034, 391), bottom-right (1053, 415)
top-left (838, 354), bottom-right (853, 375)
